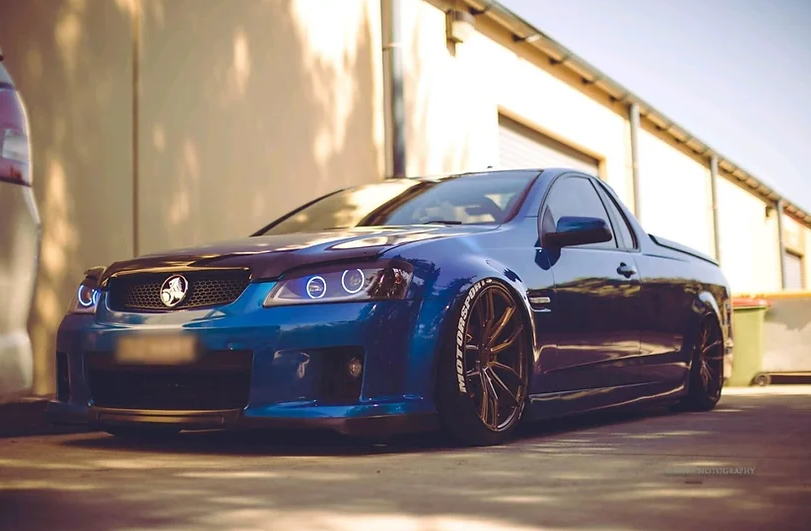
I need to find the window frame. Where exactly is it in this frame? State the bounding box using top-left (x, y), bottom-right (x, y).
top-left (592, 178), bottom-right (639, 252)
top-left (537, 173), bottom-right (619, 251)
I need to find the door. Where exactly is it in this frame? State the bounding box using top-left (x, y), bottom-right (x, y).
top-left (785, 251), bottom-right (804, 290)
top-left (498, 115), bottom-right (600, 176)
top-left (537, 175), bottom-right (642, 392)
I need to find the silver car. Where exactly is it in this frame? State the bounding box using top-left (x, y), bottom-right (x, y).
top-left (0, 48), bottom-right (40, 402)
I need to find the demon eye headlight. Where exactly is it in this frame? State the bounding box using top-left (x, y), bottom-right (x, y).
top-left (68, 279), bottom-right (101, 315)
top-left (263, 262), bottom-right (413, 306)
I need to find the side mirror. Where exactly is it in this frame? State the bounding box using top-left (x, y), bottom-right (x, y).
top-left (543, 216), bottom-right (612, 248)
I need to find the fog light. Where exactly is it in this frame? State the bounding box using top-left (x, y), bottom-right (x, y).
top-left (347, 357), bottom-right (363, 379)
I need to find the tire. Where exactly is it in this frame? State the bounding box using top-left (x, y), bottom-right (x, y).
top-left (105, 426), bottom-right (180, 440)
top-left (676, 317), bottom-right (724, 412)
top-left (436, 279), bottom-right (530, 446)
top-left (752, 373), bottom-right (771, 387)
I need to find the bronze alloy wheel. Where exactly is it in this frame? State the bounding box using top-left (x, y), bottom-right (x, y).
top-left (696, 318), bottom-right (724, 402)
top-left (460, 282), bottom-right (528, 432)
top-left (676, 317), bottom-right (725, 412)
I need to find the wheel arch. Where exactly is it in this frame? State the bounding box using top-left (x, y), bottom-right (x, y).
top-left (422, 257), bottom-right (537, 403)
top-left (683, 291), bottom-right (725, 369)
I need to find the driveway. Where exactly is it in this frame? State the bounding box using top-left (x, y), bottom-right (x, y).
top-left (1, 386), bottom-right (809, 531)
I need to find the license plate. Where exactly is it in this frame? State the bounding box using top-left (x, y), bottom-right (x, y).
top-left (115, 334), bottom-right (199, 365)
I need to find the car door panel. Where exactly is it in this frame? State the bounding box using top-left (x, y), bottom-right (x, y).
top-left (531, 175), bottom-right (643, 395)
top-left (542, 247), bottom-right (643, 392)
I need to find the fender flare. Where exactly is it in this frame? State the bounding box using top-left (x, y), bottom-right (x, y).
top-left (426, 257), bottom-right (538, 396)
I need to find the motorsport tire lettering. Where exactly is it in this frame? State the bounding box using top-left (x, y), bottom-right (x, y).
top-left (455, 279), bottom-right (492, 393)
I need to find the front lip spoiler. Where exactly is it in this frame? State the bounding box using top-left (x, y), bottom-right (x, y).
top-left (89, 407), bottom-right (241, 429)
top-left (47, 402), bottom-right (439, 437)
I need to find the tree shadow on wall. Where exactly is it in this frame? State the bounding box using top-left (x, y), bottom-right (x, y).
top-left (138, 0), bottom-right (383, 253)
top-left (0, 0), bottom-right (136, 395)
top-left (0, 0), bottom-right (387, 394)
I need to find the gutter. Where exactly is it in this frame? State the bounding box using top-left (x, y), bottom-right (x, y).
top-left (776, 198), bottom-right (787, 288)
top-left (382, 0), bottom-right (407, 178)
top-left (461, 0), bottom-right (811, 230)
top-left (710, 155), bottom-right (722, 263)
top-left (629, 103), bottom-right (642, 222)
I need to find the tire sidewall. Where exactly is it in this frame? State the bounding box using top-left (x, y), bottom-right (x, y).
top-left (685, 318), bottom-right (723, 410)
top-left (436, 278), bottom-right (529, 446)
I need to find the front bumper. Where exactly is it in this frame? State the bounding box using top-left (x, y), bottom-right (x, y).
top-left (48, 283), bottom-right (441, 436)
top-left (46, 401), bottom-right (438, 436)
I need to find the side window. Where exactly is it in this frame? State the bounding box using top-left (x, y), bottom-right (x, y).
top-left (594, 181), bottom-right (637, 250)
top-left (541, 176), bottom-right (617, 249)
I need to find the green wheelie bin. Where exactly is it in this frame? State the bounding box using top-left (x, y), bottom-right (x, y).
top-left (727, 297), bottom-right (771, 386)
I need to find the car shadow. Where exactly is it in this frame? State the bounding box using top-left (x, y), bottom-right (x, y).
top-left (60, 403), bottom-right (677, 456)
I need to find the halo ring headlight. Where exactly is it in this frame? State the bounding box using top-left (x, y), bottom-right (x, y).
top-left (77, 285), bottom-right (96, 308)
top-left (305, 276), bottom-right (327, 299)
top-left (262, 262), bottom-right (413, 307)
top-left (341, 269), bottom-right (365, 294)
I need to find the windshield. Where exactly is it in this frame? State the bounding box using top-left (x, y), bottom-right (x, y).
top-left (256, 171), bottom-right (539, 236)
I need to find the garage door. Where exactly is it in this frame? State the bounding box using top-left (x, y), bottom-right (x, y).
top-left (785, 252), bottom-right (805, 290)
top-left (498, 115), bottom-right (599, 176)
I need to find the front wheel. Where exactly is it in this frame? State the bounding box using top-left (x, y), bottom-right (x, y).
top-left (437, 279), bottom-right (530, 446)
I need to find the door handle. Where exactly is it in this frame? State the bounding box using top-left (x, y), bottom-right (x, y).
top-left (617, 262), bottom-right (637, 278)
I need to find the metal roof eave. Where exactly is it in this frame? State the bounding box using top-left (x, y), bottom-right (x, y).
top-left (462, 0), bottom-right (811, 227)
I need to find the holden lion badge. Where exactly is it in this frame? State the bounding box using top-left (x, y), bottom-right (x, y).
top-left (160, 274), bottom-right (188, 308)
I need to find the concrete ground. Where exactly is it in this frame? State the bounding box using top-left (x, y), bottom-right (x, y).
top-left (1, 386), bottom-right (810, 531)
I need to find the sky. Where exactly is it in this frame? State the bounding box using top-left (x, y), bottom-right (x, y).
top-left (501, 0), bottom-right (811, 213)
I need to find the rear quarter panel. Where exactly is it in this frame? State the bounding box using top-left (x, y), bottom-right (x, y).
top-left (635, 239), bottom-right (732, 382)
top-left (597, 175), bottom-right (732, 380)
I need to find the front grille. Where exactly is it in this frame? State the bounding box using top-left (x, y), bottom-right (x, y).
top-left (87, 350), bottom-right (253, 410)
top-left (107, 269), bottom-right (251, 312)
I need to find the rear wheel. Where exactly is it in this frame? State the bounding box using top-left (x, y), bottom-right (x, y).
top-left (752, 373), bottom-right (771, 387)
top-left (677, 317), bottom-right (724, 411)
top-left (437, 279), bottom-right (529, 446)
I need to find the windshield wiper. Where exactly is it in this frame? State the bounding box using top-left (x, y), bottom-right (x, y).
top-left (421, 219), bottom-right (462, 225)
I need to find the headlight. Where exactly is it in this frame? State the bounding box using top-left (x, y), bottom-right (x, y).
top-left (67, 279), bottom-right (101, 315)
top-left (263, 262), bottom-right (413, 306)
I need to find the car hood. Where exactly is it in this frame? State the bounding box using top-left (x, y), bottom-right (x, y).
top-left (98, 225), bottom-right (492, 283)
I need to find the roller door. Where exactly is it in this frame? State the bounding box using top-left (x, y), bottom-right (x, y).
top-left (785, 252), bottom-right (805, 290)
top-left (498, 115), bottom-right (599, 176)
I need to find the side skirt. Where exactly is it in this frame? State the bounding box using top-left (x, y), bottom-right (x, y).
top-left (523, 380), bottom-right (687, 422)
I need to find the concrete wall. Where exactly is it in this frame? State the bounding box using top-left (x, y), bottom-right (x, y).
top-left (0, 0), bottom-right (135, 394)
top-left (137, 0), bottom-right (385, 254)
top-left (805, 225), bottom-right (811, 288)
top-left (636, 129), bottom-right (714, 257)
top-left (0, 0), bottom-right (385, 394)
top-left (716, 176), bottom-right (782, 293)
top-left (1, 0), bottom-right (808, 395)
top-left (399, 0), bottom-right (633, 205)
top-left (403, 0), bottom-right (808, 296)
top-left (783, 214), bottom-right (809, 289)
top-left (762, 296), bottom-right (811, 374)
top-left (399, 1), bottom-right (496, 177)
